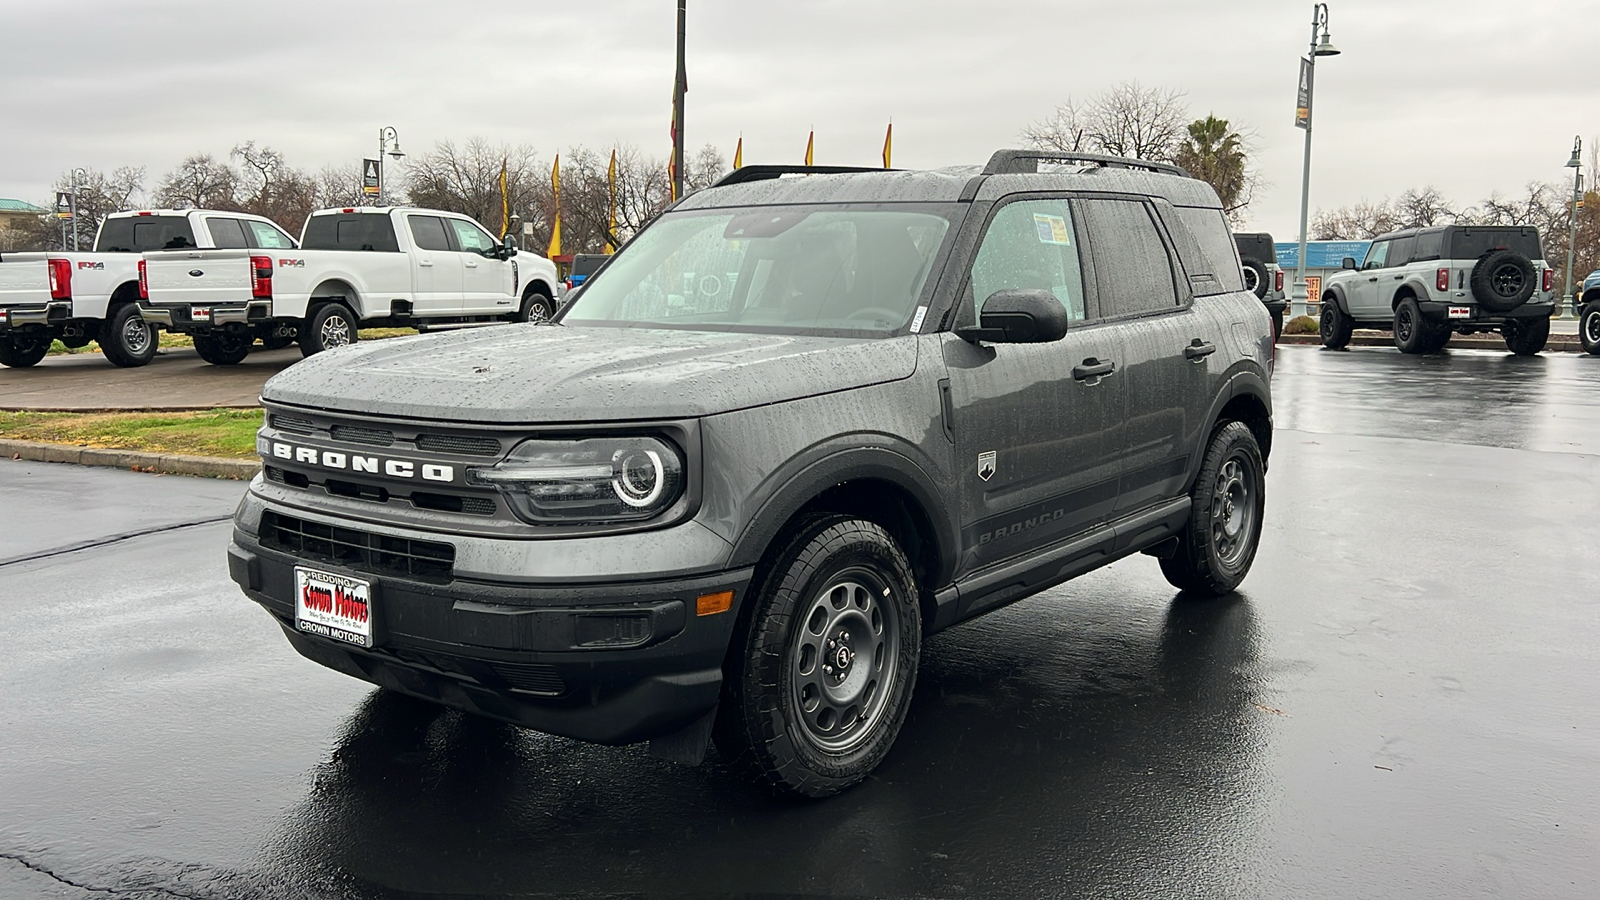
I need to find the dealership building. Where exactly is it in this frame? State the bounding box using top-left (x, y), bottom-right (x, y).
top-left (1275, 240), bottom-right (1372, 314)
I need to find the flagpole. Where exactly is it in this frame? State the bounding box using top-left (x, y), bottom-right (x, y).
top-left (672, 0), bottom-right (686, 201)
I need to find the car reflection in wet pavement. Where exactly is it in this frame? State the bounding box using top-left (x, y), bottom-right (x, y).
top-left (1, 345), bottom-right (1597, 899)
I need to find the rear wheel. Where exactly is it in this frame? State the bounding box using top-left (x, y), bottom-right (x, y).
top-left (194, 332), bottom-right (252, 366)
top-left (1160, 421), bottom-right (1265, 597)
top-left (260, 329), bottom-right (295, 351)
top-left (1320, 299), bottom-right (1353, 349)
top-left (99, 304), bottom-right (157, 368)
top-left (300, 303), bottom-right (358, 357)
top-left (1422, 325), bottom-right (1452, 353)
top-left (713, 516), bottom-right (921, 797)
top-left (1392, 297), bottom-right (1434, 354)
top-left (1503, 315), bottom-right (1550, 356)
top-left (0, 332), bottom-right (50, 368)
top-left (1580, 300), bottom-right (1600, 356)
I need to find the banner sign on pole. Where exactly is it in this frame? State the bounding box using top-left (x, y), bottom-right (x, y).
top-left (362, 159), bottom-right (381, 196)
top-left (55, 192), bottom-right (73, 219)
top-left (1295, 58), bottom-right (1311, 129)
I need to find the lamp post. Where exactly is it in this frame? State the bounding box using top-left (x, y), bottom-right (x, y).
top-left (376, 127), bottom-right (405, 204)
top-left (68, 167), bottom-right (87, 251)
top-left (671, 0), bottom-right (687, 202)
top-left (1563, 136), bottom-right (1583, 317)
top-left (1291, 4), bottom-right (1340, 318)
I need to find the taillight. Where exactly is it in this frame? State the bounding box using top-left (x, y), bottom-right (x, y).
top-left (1437, 268), bottom-right (1450, 292)
top-left (250, 255), bottom-right (273, 298)
top-left (47, 258), bottom-right (72, 300)
top-left (138, 259), bottom-right (148, 299)
top-left (1274, 270), bottom-right (1284, 292)
top-left (1543, 269), bottom-right (1554, 292)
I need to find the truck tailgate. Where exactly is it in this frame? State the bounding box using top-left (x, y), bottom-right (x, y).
top-left (0, 253), bottom-right (52, 307)
top-left (143, 250), bottom-right (253, 304)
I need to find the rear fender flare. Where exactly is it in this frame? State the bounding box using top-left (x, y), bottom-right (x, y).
top-left (1183, 367), bottom-right (1273, 491)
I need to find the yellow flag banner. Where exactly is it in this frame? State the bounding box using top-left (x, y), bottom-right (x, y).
top-left (499, 157), bottom-right (509, 238)
top-left (804, 131), bottom-right (814, 166)
top-left (606, 148), bottom-right (617, 255)
top-left (546, 154), bottom-right (562, 258)
top-left (733, 136), bottom-right (743, 170)
top-left (882, 123), bottom-right (892, 169)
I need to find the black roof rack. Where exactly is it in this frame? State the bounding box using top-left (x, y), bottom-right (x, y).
top-left (712, 165), bottom-right (899, 188)
top-left (982, 150), bottom-right (1190, 179)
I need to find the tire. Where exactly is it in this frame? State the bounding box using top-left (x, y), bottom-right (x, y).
top-left (260, 330), bottom-right (295, 351)
top-left (1580, 301), bottom-right (1600, 356)
top-left (517, 290), bottom-right (556, 324)
top-left (98, 304), bottom-right (157, 368)
top-left (712, 516), bottom-right (921, 797)
top-left (193, 332), bottom-right (252, 366)
top-left (1241, 258), bottom-right (1270, 298)
top-left (1503, 315), bottom-right (1550, 356)
top-left (300, 303), bottom-right (358, 357)
top-left (1470, 250), bottom-right (1536, 313)
top-left (1422, 325), bottom-right (1452, 353)
top-left (1392, 297), bottom-right (1434, 354)
top-left (1271, 309), bottom-right (1284, 344)
top-left (0, 332), bottom-right (50, 368)
top-left (1320, 298), bottom-right (1353, 349)
top-left (1160, 421), bottom-right (1265, 597)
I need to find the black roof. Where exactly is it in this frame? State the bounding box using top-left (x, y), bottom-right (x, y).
top-left (1368, 223), bottom-right (1541, 242)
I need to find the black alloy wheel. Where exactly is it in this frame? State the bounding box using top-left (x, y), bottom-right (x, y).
top-left (0, 332), bottom-right (51, 368)
top-left (194, 332), bottom-right (252, 366)
top-left (1470, 250), bottom-right (1536, 312)
top-left (713, 516), bottom-right (921, 797)
top-left (1320, 300), bottom-right (1353, 349)
top-left (1160, 421), bottom-right (1265, 596)
top-left (1393, 298), bottom-right (1432, 354)
top-left (1503, 315), bottom-right (1550, 357)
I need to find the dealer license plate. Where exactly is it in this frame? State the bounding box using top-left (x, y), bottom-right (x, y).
top-left (1448, 306), bottom-right (1471, 318)
top-left (294, 566), bottom-right (373, 648)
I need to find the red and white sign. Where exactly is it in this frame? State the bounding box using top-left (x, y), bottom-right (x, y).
top-left (295, 567), bottom-right (373, 647)
top-left (1448, 307), bottom-right (1471, 318)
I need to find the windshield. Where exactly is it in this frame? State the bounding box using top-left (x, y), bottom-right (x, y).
top-left (562, 204), bottom-right (957, 336)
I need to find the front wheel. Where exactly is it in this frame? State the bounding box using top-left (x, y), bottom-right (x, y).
top-left (300, 303), bottom-right (359, 357)
top-left (713, 516), bottom-right (921, 797)
top-left (1160, 421), bottom-right (1265, 597)
top-left (1503, 315), bottom-right (1550, 356)
top-left (194, 332), bottom-right (252, 366)
top-left (0, 332), bottom-right (51, 368)
top-left (99, 304), bottom-right (157, 368)
top-left (1580, 301), bottom-right (1600, 356)
top-left (1320, 299), bottom-right (1353, 349)
top-left (517, 290), bottom-right (555, 324)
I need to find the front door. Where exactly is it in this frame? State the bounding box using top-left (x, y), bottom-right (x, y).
top-left (943, 197), bottom-right (1124, 577)
top-left (447, 217), bottom-right (514, 313)
top-left (406, 215), bottom-right (463, 315)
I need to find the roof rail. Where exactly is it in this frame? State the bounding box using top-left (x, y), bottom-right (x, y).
top-left (982, 150), bottom-right (1191, 179)
top-left (712, 165), bottom-right (898, 188)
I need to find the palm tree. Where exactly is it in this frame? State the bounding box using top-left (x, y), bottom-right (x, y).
top-left (1175, 115), bottom-right (1251, 220)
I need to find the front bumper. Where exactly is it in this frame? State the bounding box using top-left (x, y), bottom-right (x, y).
top-left (0, 302), bottom-right (70, 331)
top-left (1418, 299), bottom-right (1554, 323)
top-left (228, 527), bottom-right (752, 746)
top-left (139, 300), bottom-right (270, 329)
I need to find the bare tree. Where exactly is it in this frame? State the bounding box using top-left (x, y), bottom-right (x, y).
top-left (314, 164), bottom-right (373, 211)
top-left (154, 154), bottom-right (239, 210)
top-left (231, 141), bottom-right (318, 234)
top-left (403, 138), bottom-right (546, 239)
top-left (1314, 187), bottom-right (1458, 239)
top-left (552, 145), bottom-right (674, 255)
top-left (685, 144), bottom-right (728, 192)
top-left (1024, 81), bottom-right (1190, 162)
top-left (7, 166), bottom-right (145, 251)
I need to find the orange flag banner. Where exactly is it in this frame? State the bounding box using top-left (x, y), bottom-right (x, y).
top-left (882, 123), bottom-right (892, 169)
top-left (733, 136), bottom-right (743, 170)
top-left (804, 131), bottom-right (814, 166)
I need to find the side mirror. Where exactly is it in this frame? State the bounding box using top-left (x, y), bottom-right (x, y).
top-left (957, 289), bottom-right (1069, 344)
top-left (501, 237), bottom-right (519, 258)
top-left (1342, 257), bottom-right (1357, 269)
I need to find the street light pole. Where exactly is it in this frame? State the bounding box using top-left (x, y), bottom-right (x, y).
top-left (1563, 136), bottom-right (1583, 316)
top-left (377, 126), bottom-right (404, 205)
top-left (1291, 4), bottom-right (1339, 318)
top-left (672, 0), bottom-right (687, 202)
top-left (69, 167), bottom-right (86, 251)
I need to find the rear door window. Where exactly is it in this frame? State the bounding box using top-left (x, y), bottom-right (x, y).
top-left (1413, 230), bottom-right (1443, 261)
top-left (1388, 235), bottom-right (1418, 268)
top-left (408, 216), bottom-right (452, 251)
top-left (95, 216), bottom-right (196, 252)
top-left (1079, 198), bottom-right (1182, 317)
top-left (301, 214), bottom-right (400, 252)
top-left (968, 198), bottom-right (1087, 322)
top-left (1165, 205), bottom-right (1241, 296)
top-left (206, 217), bottom-right (249, 249)
top-left (245, 220), bottom-right (295, 250)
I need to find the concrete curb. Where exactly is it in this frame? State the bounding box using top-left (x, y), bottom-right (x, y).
top-left (1279, 332), bottom-right (1582, 352)
top-left (0, 439), bottom-right (259, 480)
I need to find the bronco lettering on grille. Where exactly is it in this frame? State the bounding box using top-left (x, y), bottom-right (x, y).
top-left (269, 441), bottom-right (455, 483)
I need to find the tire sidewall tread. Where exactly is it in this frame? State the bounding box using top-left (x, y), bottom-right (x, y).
top-left (1160, 421), bottom-right (1265, 597)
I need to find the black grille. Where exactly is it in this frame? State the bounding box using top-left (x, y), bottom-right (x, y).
top-left (264, 466), bottom-right (309, 488)
top-left (488, 661), bottom-right (568, 696)
top-left (416, 433), bottom-right (502, 456)
top-left (331, 424), bottom-right (395, 447)
top-left (260, 511), bottom-right (454, 580)
top-left (410, 492), bottom-right (496, 516)
top-left (270, 414), bottom-right (315, 435)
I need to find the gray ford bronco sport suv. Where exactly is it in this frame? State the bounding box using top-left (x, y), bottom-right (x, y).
top-left (1319, 225), bottom-right (1555, 355)
top-left (229, 150), bottom-right (1274, 796)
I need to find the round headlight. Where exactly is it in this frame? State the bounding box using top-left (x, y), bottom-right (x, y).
top-left (613, 448), bottom-right (665, 508)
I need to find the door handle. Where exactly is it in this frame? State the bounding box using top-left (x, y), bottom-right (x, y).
top-left (1184, 339), bottom-right (1216, 360)
top-left (465, 259), bottom-right (480, 267)
top-left (1072, 358), bottom-right (1115, 381)
top-left (1367, 277), bottom-right (1378, 282)
top-left (1393, 275), bottom-right (1404, 280)
top-left (419, 259), bottom-right (433, 267)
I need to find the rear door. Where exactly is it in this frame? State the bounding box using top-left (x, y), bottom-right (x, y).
top-left (445, 217), bottom-right (513, 313)
top-left (1347, 240), bottom-right (1389, 318)
top-left (405, 214), bottom-right (463, 315)
top-left (945, 196), bottom-right (1124, 575)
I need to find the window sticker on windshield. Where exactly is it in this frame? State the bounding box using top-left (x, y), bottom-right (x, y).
top-left (909, 305), bottom-right (928, 333)
top-left (1034, 214), bottom-right (1071, 245)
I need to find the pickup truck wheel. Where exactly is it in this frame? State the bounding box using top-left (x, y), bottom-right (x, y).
top-left (260, 331), bottom-right (295, 351)
top-left (301, 303), bottom-right (358, 357)
top-left (713, 516), bottom-right (921, 797)
top-left (193, 332), bottom-right (252, 366)
top-left (1320, 300), bottom-right (1353, 349)
top-left (1160, 421), bottom-right (1265, 597)
top-left (0, 332), bottom-right (50, 368)
top-left (518, 291), bottom-right (555, 324)
top-left (98, 304), bottom-right (157, 368)
top-left (1580, 301), bottom-right (1600, 355)
top-left (1392, 298), bottom-right (1433, 354)
top-left (1503, 315), bottom-right (1550, 356)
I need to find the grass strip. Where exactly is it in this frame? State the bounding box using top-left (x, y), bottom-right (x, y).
top-left (0, 408), bottom-right (264, 459)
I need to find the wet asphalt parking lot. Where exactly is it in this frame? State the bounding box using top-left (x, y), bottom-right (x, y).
top-left (1, 344), bottom-right (1597, 899)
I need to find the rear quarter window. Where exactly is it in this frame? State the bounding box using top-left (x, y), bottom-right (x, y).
top-left (1174, 207), bottom-right (1245, 295)
top-left (95, 216), bottom-right (197, 252)
top-left (301, 214), bottom-right (400, 252)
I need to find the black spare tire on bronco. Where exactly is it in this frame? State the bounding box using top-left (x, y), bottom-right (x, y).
top-left (1471, 249), bottom-right (1536, 313)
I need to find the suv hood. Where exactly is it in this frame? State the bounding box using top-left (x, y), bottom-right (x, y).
top-left (262, 324), bottom-right (918, 423)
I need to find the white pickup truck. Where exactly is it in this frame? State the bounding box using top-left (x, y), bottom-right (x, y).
top-left (139, 207), bottom-right (560, 365)
top-left (0, 209), bottom-right (296, 368)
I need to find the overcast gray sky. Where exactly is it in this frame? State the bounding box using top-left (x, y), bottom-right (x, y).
top-left (1, 0), bottom-right (1590, 237)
